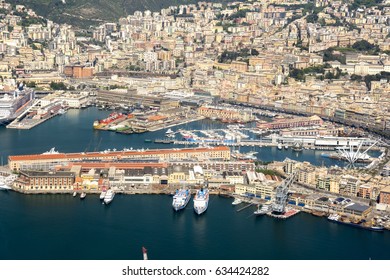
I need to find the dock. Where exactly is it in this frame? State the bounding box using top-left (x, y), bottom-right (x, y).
top-left (236, 203), bottom-right (254, 212)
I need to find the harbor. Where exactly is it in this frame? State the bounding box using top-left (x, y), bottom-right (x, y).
top-left (1, 191), bottom-right (390, 260)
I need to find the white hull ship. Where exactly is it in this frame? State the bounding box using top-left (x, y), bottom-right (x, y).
top-left (103, 189), bottom-right (115, 204)
top-left (0, 88), bottom-right (35, 125)
top-left (172, 188), bottom-right (191, 211)
top-left (193, 188), bottom-right (209, 215)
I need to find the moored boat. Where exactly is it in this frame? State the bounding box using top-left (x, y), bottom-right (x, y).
top-left (103, 189), bottom-right (115, 204)
top-left (328, 214), bottom-right (384, 232)
top-left (172, 188), bottom-right (191, 211)
top-left (72, 191), bottom-right (77, 197)
top-left (0, 183), bottom-right (11, 190)
top-left (232, 198), bottom-right (242, 205)
top-left (80, 192), bottom-right (86, 199)
top-left (99, 190), bottom-right (107, 200)
top-left (193, 188), bottom-right (209, 215)
top-left (254, 204), bottom-right (270, 216)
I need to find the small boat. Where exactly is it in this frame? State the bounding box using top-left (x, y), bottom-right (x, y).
top-left (254, 204), bottom-right (270, 216)
top-left (104, 189), bottom-right (115, 205)
top-left (277, 143), bottom-right (282, 150)
top-left (80, 192), bottom-right (86, 199)
top-left (99, 190), bottom-right (107, 200)
top-left (232, 198), bottom-right (242, 205)
top-left (72, 191), bottom-right (77, 197)
top-left (144, 139), bottom-right (152, 143)
top-left (0, 183), bottom-right (11, 190)
top-left (284, 145), bottom-right (288, 149)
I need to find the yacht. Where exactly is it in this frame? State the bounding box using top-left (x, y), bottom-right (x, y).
top-left (99, 190), bottom-right (107, 200)
top-left (254, 204), bottom-right (270, 216)
top-left (193, 188), bottom-right (209, 215)
top-left (104, 189), bottom-right (115, 205)
top-left (232, 198), bottom-right (242, 205)
top-left (0, 182), bottom-right (11, 190)
top-left (80, 192), bottom-right (86, 199)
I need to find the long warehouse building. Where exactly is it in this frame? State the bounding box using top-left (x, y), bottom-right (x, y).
top-left (8, 146), bottom-right (231, 172)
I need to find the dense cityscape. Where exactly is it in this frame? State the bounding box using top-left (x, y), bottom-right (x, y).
top-left (1, 0), bottom-right (390, 260)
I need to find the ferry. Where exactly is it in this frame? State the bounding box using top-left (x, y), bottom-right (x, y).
top-left (103, 189), bottom-right (115, 205)
top-left (193, 188), bottom-right (209, 215)
top-left (80, 192), bottom-right (86, 199)
top-left (172, 189), bottom-right (191, 211)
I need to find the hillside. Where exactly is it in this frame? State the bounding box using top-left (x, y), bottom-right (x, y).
top-left (7, 0), bottom-right (230, 28)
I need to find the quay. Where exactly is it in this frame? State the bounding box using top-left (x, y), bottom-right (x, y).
top-left (7, 111), bottom-right (60, 129)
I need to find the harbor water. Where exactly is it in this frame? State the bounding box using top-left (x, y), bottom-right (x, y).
top-left (0, 108), bottom-right (389, 260)
top-left (0, 107), bottom-right (374, 167)
top-left (0, 192), bottom-right (389, 260)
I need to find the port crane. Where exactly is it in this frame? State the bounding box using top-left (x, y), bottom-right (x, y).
top-left (271, 172), bottom-right (297, 214)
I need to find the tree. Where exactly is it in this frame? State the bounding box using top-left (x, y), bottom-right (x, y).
top-left (50, 82), bottom-right (67, 90)
top-left (352, 40), bottom-right (380, 54)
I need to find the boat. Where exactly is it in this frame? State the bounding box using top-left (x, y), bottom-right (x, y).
top-left (312, 210), bottom-right (326, 217)
top-left (328, 214), bottom-right (384, 232)
top-left (154, 139), bottom-right (173, 144)
top-left (103, 189), bottom-right (115, 204)
top-left (277, 143), bottom-right (282, 150)
top-left (172, 188), bottom-right (191, 211)
top-left (254, 203), bottom-right (270, 216)
top-left (80, 192), bottom-right (86, 199)
top-left (99, 190), bottom-right (107, 200)
top-left (144, 139), bottom-right (152, 143)
top-left (165, 128), bottom-right (174, 135)
top-left (0, 183), bottom-right (11, 190)
top-left (232, 198), bottom-right (242, 205)
top-left (284, 145), bottom-right (288, 149)
top-left (193, 188), bottom-right (209, 215)
top-left (72, 191), bottom-right (77, 197)
top-left (93, 112), bottom-right (127, 129)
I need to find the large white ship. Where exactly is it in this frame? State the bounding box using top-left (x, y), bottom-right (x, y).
top-left (172, 188), bottom-right (191, 211)
top-left (193, 188), bottom-right (209, 215)
top-left (0, 87), bottom-right (35, 125)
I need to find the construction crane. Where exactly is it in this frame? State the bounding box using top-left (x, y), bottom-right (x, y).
top-left (272, 172), bottom-right (297, 214)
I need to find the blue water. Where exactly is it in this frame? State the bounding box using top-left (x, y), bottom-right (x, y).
top-left (0, 192), bottom-right (389, 260)
top-left (0, 107), bottom-right (367, 167)
top-left (0, 107), bottom-right (388, 260)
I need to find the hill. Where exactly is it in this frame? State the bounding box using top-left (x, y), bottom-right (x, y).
top-left (7, 0), bottom-right (229, 28)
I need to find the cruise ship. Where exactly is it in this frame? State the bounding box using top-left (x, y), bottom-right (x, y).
top-left (0, 88), bottom-right (35, 125)
top-left (172, 188), bottom-right (191, 211)
top-left (103, 189), bottom-right (115, 204)
top-left (193, 188), bottom-right (209, 215)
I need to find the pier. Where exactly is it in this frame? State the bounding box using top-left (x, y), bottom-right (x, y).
top-left (236, 203), bottom-right (255, 212)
